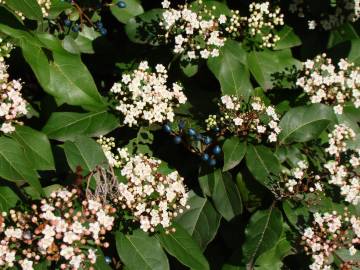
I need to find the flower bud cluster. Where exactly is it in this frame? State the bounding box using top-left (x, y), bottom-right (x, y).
top-left (205, 95), bottom-right (281, 143)
top-left (296, 54), bottom-right (360, 115)
top-left (0, 37), bottom-right (13, 61)
top-left (0, 0), bottom-right (51, 18)
top-left (110, 61), bottom-right (187, 127)
top-left (281, 160), bottom-right (323, 196)
top-left (97, 136), bottom-right (130, 168)
top-left (160, 0), bottom-right (284, 60)
top-left (289, 0), bottom-right (360, 30)
top-left (302, 211), bottom-right (360, 270)
top-left (0, 59), bottom-right (27, 134)
top-left (0, 188), bottom-right (116, 270)
top-left (324, 124), bottom-right (360, 205)
top-left (113, 154), bottom-right (189, 233)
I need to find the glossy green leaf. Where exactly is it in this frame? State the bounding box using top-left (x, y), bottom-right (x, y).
top-left (5, 0), bottom-right (43, 20)
top-left (274, 25), bottom-right (301, 50)
top-left (176, 191), bottom-right (221, 250)
top-left (158, 223), bottom-right (210, 270)
top-left (254, 226), bottom-right (292, 270)
top-left (110, 0), bottom-right (144, 24)
top-left (242, 207), bottom-right (283, 267)
top-left (278, 104), bottom-right (336, 144)
top-left (0, 186), bottom-right (19, 212)
top-left (42, 111), bottom-right (119, 141)
top-left (11, 126), bottom-right (54, 170)
top-left (63, 136), bottom-right (107, 174)
top-left (246, 145), bottom-right (281, 188)
top-left (247, 49), bottom-right (300, 90)
top-left (208, 40), bottom-right (253, 100)
top-left (116, 230), bottom-right (169, 270)
top-left (0, 137), bottom-right (41, 193)
top-left (206, 170), bottom-right (243, 221)
top-left (222, 138), bottom-right (247, 171)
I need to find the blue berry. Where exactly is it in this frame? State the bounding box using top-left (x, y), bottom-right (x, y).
top-left (174, 136), bottom-right (182, 144)
top-left (105, 256), bottom-right (111, 264)
top-left (195, 134), bottom-right (202, 141)
top-left (178, 120), bottom-right (185, 130)
top-left (96, 21), bottom-right (104, 28)
top-left (99, 27), bottom-right (108, 36)
top-left (201, 153), bottom-right (209, 161)
top-left (163, 124), bottom-right (171, 133)
top-left (72, 24), bottom-right (80, 32)
top-left (188, 128), bottom-right (196, 136)
top-left (117, 0), bottom-right (126, 8)
top-left (208, 159), bottom-right (217, 166)
top-left (213, 127), bottom-right (220, 132)
top-left (212, 145), bottom-right (221, 155)
top-left (204, 136), bottom-right (212, 145)
top-left (64, 19), bottom-right (71, 27)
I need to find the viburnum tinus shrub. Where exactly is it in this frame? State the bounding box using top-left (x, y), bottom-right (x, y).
top-left (0, 0), bottom-right (359, 269)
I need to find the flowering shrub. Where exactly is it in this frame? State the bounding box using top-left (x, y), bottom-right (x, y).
top-left (0, 0), bottom-right (359, 269)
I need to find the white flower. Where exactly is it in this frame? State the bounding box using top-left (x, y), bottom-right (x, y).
top-left (60, 246), bottom-right (74, 260)
top-left (218, 14), bottom-right (227, 24)
top-left (161, 0), bottom-right (170, 9)
top-left (20, 259), bottom-right (33, 270)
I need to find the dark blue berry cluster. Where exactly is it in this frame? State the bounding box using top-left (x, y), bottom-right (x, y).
top-left (163, 121), bottom-right (222, 167)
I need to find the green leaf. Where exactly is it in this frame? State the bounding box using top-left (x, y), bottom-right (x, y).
top-left (48, 51), bottom-right (106, 109)
top-left (327, 23), bottom-right (359, 48)
top-left (158, 223), bottom-right (210, 270)
top-left (0, 137), bottom-right (41, 194)
top-left (347, 39), bottom-right (360, 64)
top-left (274, 25), bottom-right (301, 50)
top-left (115, 230), bottom-right (169, 270)
top-left (222, 138), bottom-right (247, 171)
top-left (125, 9), bottom-right (164, 45)
top-left (206, 170), bottom-right (243, 221)
top-left (110, 0), bottom-right (144, 24)
top-left (11, 126), bottom-right (54, 170)
top-left (246, 145), bottom-right (281, 188)
top-left (254, 225), bottom-right (292, 270)
top-left (278, 104), bottom-right (336, 144)
top-left (247, 49), bottom-right (300, 90)
top-left (42, 111), bottom-right (119, 141)
top-left (208, 40), bottom-right (253, 100)
top-left (0, 186), bottom-right (19, 212)
top-left (63, 136), bottom-right (107, 174)
top-left (94, 249), bottom-right (112, 270)
top-left (176, 191), bottom-right (221, 250)
top-left (20, 40), bottom-right (106, 110)
top-left (242, 206), bottom-right (283, 267)
top-left (5, 0), bottom-right (43, 20)
top-left (47, 0), bottom-right (72, 19)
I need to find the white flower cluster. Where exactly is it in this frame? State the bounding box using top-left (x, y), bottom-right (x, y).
top-left (289, 0), bottom-right (360, 30)
top-left (246, 2), bottom-right (284, 48)
top-left (113, 154), bottom-right (189, 233)
top-left (160, 0), bottom-right (284, 59)
top-left (0, 59), bottom-right (27, 134)
top-left (302, 211), bottom-right (360, 270)
top-left (97, 136), bottom-right (130, 168)
top-left (37, 0), bottom-right (51, 17)
top-left (324, 124), bottom-right (360, 205)
top-left (297, 54), bottom-right (360, 115)
top-left (110, 61), bottom-right (187, 127)
top-left (0, 188), bottom-right (115, 270)
top-left (161, 0), bottom-right (227, 60)
top-left (206, 95), bottom-right (281, 143)
top-left (282, 160), bottom-right (323, 195)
